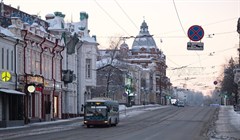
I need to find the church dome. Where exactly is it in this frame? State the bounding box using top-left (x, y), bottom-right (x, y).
top-left (132, 20), bottom-right (157, 53)
top-left (120, 41), bottom-right (129, 50)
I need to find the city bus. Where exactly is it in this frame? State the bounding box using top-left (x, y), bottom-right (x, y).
top-left (83, 98), bottom-right (119, 128)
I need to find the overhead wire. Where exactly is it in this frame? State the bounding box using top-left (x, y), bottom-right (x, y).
top-left (168, 46), bottom-right (237, 70)
top-left (172, 0), bottom-right (187, 36)
top-left (93, 0), bottom-right (130, 36)
top-left (203, 17), bottom-right (238, 27)
top-left (167, 45), bottom-right (237, 84)
top-left (94, 0), bottom-right (153, 50)
top-left (172, 0), bottom-right (202, 68)
top-left (113, 0), bottom-right (139, 30)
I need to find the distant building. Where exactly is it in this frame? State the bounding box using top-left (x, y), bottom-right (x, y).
top-left (97, 20), bottom-right (171, 105)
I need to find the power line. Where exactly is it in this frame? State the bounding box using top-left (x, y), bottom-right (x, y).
top-left (113, 0), bottom-right (139, 30)
top-left (93, 0), bottom-right (130, 36)
top-left (168, 46), bottom-right (237, 70)
top-left (155, 17), bottom-right (238, 37)
top-left (95, 30), bottom-right (236, 39)
top-left (172, 0), bottom-right (187, 36)
top-left (203, 17), bottom-right (238, 26)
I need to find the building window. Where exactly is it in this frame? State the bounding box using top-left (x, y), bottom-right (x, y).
top-left (2, 48), bottom-right (4, 69)
top-left (6, 49), bottom-right (9, 70)
top-left (11, 50), bottom-right (14, 71)
top-left (85, 59), bottom-right (91, 79)
top-left (31, 50), bottom-right (36, 73)
top-left (18, 51), bottom-right (23, 74)
top-left (35, 52), bottom-right (40, 75)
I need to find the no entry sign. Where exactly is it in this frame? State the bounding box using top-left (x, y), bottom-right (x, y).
top-left (187, 25), bottom-right (204, 41)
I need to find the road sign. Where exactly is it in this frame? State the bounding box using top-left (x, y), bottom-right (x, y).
top-left (1, 71), bottom-right (11, 82)
top-left (187, 25), bottom-right (204, 41)
top-left (187, 42), bottom-right (204, 50)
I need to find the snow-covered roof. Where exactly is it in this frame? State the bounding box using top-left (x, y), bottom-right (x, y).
top-left (0, 26), bottom-right (15, 37)
top-left (80, 35), bottom-right (97, 43)
top-left (96, 56), bottom-right (146, 72)
top-left (46, 12), bottom-right (66, 32)
top-left (96, 58), bottom-right (121, 69)
top-left (45, 13), bottom-right (55, 19)
top-left (64, 20), bottom-right (97, 43)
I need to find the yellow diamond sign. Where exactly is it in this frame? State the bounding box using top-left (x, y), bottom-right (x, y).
top-left (1, 71), bottom-right (11, 82)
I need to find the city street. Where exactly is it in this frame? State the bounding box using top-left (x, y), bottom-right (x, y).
top-left (0, 1), bottom-right (239, 140)
top-left (0, 106), bottom-right (217, 140)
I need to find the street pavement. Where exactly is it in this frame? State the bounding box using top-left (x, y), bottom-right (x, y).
top-left (2, 105), bottom-right (240, 140)
top-left (0, 104), bottom-right (160, 131)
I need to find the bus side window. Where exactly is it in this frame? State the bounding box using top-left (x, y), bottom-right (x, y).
top-left (113, 106), bottom-right (118, 111)
top-left (107, 106), bottom-right (110, 112)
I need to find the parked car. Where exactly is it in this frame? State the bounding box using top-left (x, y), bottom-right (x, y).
top-left (177, 101), bottom-right (185, 107)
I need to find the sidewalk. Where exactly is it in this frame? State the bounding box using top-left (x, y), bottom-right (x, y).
top-left (212, 106), bottom-right (240, 140)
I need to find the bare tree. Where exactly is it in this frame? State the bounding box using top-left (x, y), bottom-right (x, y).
top-left (96, 37), bottom-right (128, 98)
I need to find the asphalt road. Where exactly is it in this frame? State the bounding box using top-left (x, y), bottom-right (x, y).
top-left (1, 106), bottom-right (217, 140)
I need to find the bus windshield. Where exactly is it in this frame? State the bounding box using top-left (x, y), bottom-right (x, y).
top-left (85, 106), bottom-right (107, 117)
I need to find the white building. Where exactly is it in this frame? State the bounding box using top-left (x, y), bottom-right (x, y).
top-left (52, 12), bottom-right (98, 117)
top-left (75, 12), bottom-right (98, 114)
top-left (0, 25), bottom-right (25, 127)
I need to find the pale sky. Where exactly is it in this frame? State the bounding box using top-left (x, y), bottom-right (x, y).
top-left (4, 0), bottom-right (240, 95)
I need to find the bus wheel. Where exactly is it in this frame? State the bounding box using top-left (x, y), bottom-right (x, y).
top-left (87, 125), bottom-right (90, 128)
top-left (108, 119), bottom-right (112, 127)
top-left (113, 119), bottom-right (118, 126)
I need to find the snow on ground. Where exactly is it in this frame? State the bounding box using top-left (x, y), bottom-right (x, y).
top-left (119, 104), bottom-right (167, 119)
top-left (210, 106), bottom-right (240, 140)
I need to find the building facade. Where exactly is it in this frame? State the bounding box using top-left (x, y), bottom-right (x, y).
top-left (0, 27), bottom-right (25, 127)
top-left (0, 3), bottom-right (65, 125)
top-left (96, 20), bottom-right (171, 105)
top-left (127, 20), bottom-right (170, 104)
